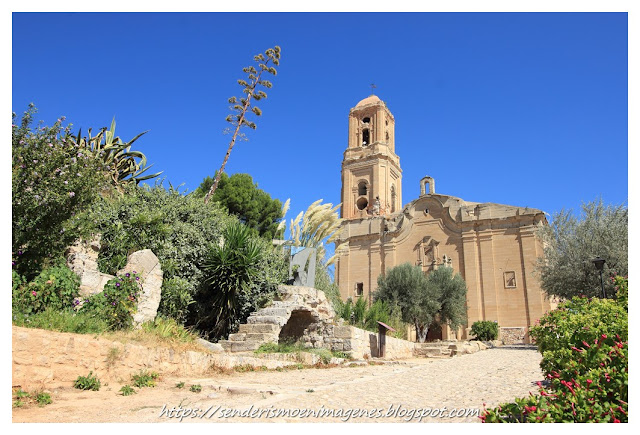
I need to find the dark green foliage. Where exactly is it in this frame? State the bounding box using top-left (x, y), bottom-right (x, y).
top-left (81, 272), bottom-right (142, 330)
top-left (74, 372), bottom-right (101, 391)
top-left (12, 105), bottom-right (109, 279)
top-left (470, 320), bottom-right (499, 341)
top-left (375, 264), bottom-right (468, 342)
top-left (194, 173), bottom-right (284, 240)
top-left (336, 298), bottom-right (406, 339)
top-left (192, 221), bottom-right (286, 339)
top-left (157, 277), bottom-right (194, 324)
top-left (537, 199), bottom-right (627, 299)
top-left (481, 277), bottom-right (628, 423)
top-left (375, 263), bottom-right (441, 342)
top-left (88, 182), bottom-right (232, 324)
top-left (426, 266), bottom-right (468, 333)
top-left (12, 261), bottom-right (80, 316)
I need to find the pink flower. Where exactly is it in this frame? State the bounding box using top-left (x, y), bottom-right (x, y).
top-left (31, 291), bottom-right (37, 296)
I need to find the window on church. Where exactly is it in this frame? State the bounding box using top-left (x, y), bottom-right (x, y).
top-left (358, 181), bottom-right (368, 196)
top-left (504, 271), bottom-right (517, 288)
top-left (362, 129), bottom-right (370, 145)
top-left (362, 117), bottom-right (370, 124)
top-left (356, 282), bottom-right (364, 297)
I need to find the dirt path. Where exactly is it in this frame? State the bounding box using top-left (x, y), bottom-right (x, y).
top-left (12, 346), bottom-right (543, 423)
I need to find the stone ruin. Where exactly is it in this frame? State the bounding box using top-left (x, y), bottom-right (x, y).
top-left (65, 237), bottom-right (163, 325)
top-left (219, 285), bottom-right (335, 352)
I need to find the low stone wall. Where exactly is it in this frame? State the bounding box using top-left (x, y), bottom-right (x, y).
top-left (12, 326), bottom-right (299, 391)
top-left (322, 325), bottom-right (415, 360)
top-left (500, 327), bottom-right (526, 345)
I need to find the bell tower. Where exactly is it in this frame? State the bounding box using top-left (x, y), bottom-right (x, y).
top-left (340, 95), bottom-right (402, 219)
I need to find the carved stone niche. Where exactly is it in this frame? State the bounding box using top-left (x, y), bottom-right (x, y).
top-left (416, 236), bottom-right (439, 270)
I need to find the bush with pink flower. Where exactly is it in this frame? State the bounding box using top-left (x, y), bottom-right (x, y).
top-left (481, 276), bottom-right (628, 423)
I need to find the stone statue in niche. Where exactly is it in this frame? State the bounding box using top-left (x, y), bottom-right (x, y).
top-left (288, 247), bottom-right (316, 287)
top-left (373, 197), bottom-right (381, 216)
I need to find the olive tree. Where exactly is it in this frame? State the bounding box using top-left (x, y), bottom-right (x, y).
top-left (537, 199), bottom-right (627, 299)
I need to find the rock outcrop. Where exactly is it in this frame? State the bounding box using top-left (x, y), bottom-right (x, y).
top-left (66, 238), bottom-right (163, 325)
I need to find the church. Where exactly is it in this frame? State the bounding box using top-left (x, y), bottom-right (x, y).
top-left (333, 94), bottom-right (553, 343)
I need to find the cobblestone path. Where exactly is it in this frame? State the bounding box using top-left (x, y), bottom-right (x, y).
top-left (13, 346), bottom-right (543, 423)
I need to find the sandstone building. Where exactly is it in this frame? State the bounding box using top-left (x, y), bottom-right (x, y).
top-left (333, 95), bottom-right (553, 343)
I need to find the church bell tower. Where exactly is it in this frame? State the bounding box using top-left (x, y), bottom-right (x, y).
top-left (340, 95), bottom-right (402, 219)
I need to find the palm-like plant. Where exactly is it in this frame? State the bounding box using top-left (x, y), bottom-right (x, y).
top-left (197, 221), bottom-right (264, 338)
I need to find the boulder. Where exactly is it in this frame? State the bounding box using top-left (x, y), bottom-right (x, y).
top-left (118, 249), bottom-right (163, 325)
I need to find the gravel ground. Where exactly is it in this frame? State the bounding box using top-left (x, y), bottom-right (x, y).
top-left (12, 345), bottom-right (543, 423)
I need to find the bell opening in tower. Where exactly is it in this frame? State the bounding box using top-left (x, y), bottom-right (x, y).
top-left (362, 129), bottom-right (370, 146)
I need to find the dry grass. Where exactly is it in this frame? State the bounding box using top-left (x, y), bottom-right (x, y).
top-left (102, 318), bottom-right (209, 354)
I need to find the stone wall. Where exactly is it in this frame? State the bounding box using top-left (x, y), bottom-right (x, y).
top-left (500, 327), bottom-right (526, 345)
top-left (318, 325), bottom-right (415, 360)
top-left (12, 326), bottom-right (299, 391)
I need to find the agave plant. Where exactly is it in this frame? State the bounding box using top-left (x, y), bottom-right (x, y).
top-left (68, 118), bottom-right (162, 187)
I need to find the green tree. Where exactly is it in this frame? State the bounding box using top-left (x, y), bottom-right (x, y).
top-left (194, 172), bottom-right (284, 240)
top-left (426, 266), bottom-right (468, 336)
top-left (12, 105), bottom-right (109, 278)
top-left (204, 45), bottom-right (281, 203)
top-left (537, 199), bottom-right (627, 299)
top-left (375, 263), bottom-right (441, 342)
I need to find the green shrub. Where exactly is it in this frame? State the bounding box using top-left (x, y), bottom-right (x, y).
top-left (35, 392), bottom-right (52, 406)
top-left (12, 307), bottom-right (108, 334)
top-left (481, 277), bottom-right (628, 423)
top-left (81, 272), bottom-right (142, 330)
top-left (190, 384), bottom-right (202, 393)
top-left (157, 277), bottom-right (194, 324)
top-left (175, 382), bottom-right (185, 389)
top-left (74, 372), bottom-right (101, 391)
top-left (12, 261), bottom-right (80, 316)
top-left (119, 385), bottom-right (136, 396)
top-left (12, 104), bottom-right (109, 279)
top-left (470, 320), bottom-right (499, 341)
top-left (131, 370), bottom-right (159, 388)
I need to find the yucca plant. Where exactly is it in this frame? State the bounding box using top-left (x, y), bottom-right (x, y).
top-left (196, 221), bottom-right (265, 338)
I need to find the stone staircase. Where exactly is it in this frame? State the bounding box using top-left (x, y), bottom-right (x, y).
top-left (219, 301), bottom-right (306, 352)
top-left (413, 342), bottom-right (454, 358)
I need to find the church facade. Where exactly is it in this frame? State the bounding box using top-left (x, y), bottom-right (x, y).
top-left (333, 95), bottom-right (553, 343)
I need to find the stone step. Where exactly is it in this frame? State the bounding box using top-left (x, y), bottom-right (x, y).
top-left (245, 333), bottom-right (278, 343)
top-left (227, 333), bottom-right (247, 342)
top-left (223, 340), bottom-right (263, 352)
top-left (238, 323), bottom-right (280, 334)
top-left (255, 307), bottom-right (291, 317)
top-left (247, 315), bottom-right (287, 325)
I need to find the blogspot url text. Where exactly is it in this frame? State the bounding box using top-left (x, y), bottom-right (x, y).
top-left (158, 403), bottom-right (480, 422)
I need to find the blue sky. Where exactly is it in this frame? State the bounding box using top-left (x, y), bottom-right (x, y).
top-left (12, 12), bottom-right (628, 229)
